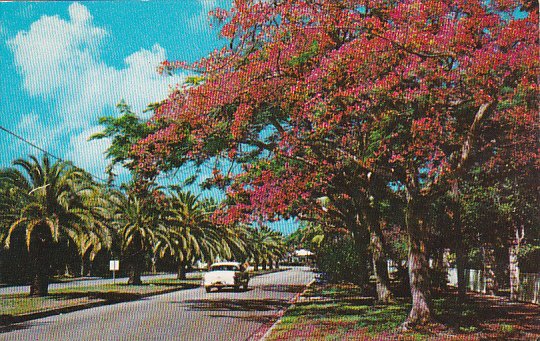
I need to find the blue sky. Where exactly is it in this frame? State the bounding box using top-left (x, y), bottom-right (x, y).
top-left (0, 1), bottom-right (298, 235)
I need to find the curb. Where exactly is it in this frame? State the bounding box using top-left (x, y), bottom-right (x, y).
top-left (250, 278), bottom-right (316, 341)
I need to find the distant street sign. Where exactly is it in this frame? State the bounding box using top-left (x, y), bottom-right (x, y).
top-left (110, 260), bottom-right (120, 271)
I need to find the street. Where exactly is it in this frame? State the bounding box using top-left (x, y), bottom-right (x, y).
top-left (0, 267), bottom-right (313, 341)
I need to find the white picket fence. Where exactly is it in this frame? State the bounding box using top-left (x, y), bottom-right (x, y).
top-left (447, 268), bottom-right (539, 304)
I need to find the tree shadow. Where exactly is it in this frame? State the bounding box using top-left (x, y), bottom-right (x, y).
top-left (0, 320), bottom-right (35, 333)
top-left (182, 298), bottom-right (290, 312)
top-left (258, 284), bottom-right (305, 294)
top-left (433, 292), bottom-right (540, 337)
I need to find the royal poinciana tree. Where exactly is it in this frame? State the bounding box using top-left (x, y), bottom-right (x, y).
top-left (132, 0), bottom-right (537, 327)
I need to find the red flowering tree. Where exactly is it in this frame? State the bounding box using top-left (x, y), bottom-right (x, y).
top-left (133, 0), bottom-right (538, 327)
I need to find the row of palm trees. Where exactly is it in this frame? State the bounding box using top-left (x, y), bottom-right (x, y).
top-left (0, 155), bottom-right (287, 296)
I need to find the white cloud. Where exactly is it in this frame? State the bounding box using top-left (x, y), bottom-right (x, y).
top-left (15, 113), bottom-right (61, 151)
top-left (8, 3), bottom-right (185, 176)
top-left (65, 126), bottom-right (110, 173)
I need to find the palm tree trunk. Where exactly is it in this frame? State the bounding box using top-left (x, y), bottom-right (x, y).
top-left (177, 261), bottom-right (187, 280)
top-left (128, 262), bottom-right (142, 285)
top-left (80, 254), bottom-right (86, 277)
top-left (29, 225), bottom-right (51, 296)
top-left (30, 252), bottom-right (50, 296)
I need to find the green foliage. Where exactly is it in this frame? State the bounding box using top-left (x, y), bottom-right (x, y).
top-left (316, 235), bottom-right (369, 285)
top-left (89, 100), bottom-right (156, 174)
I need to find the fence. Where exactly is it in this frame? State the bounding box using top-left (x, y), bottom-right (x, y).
top-left (447, 268), bottom-right (539, 304)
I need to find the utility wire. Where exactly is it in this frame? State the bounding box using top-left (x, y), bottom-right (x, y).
top-left (0, 124), bottom-right (111, 185)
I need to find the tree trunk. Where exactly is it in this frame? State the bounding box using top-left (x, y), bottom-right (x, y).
top-left (483, 246), bottom-right (497, 295)
top-left (151, 256), bottom-right (157, 274)
top-left (509, 244), bottom-right (520, 301)
top-left (431, 248), bottom-right (447, 292)
top-left (403, 195), bottom-right (433, 328)
top-left (254, 260), bottom-right (259, 272)
top-left (128, 261), bottom-right (142, 285)
top-left (455, 244), bottom-right (467, 300)
top-left (127, 249), bottom-right (143, 285)
top-left (29, 224), bottom-right (51, 296)
top-left (352, 226), bottom-right (370, 286)
top-left (268, 258), bottom-right (274, 270)
top-left (262, 259), bottom-right (267, 270)
top-left (447, 180), bottom-right (467, 301)
top-left (177, 262), bottom-right (187, 280)
top-left (80, 257), bottom-right (86, 277)
top-left (509, 225), bottom-right (524, 301)
top-left (366, 208), bottom-right (394, 303)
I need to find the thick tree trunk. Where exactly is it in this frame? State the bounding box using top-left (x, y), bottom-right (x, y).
top-left (403, 195), bottom-right (433, 328)
top-left (177, 262), bottom-right (187, 280)
top-left (128, 261), bottom-right (142, 285)
top-left (352, 226), bottom-right (370, 286)
top-left (262, 259), bottom-right (267, 270)
top-left (127, 249), bottom-right (144, 285)
top-left (483, 246), bottom-right (497, 295)
top-left (29, 224), bottom-right (51, 296)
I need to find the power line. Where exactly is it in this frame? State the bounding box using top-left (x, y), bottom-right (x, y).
top-left (0, 124), bottom-right (111, 185)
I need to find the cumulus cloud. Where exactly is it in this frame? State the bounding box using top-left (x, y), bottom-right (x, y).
top-left (7, 2), bottom-right (185, 177)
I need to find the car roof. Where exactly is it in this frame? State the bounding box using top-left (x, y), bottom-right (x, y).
top-left (210, 262), bottom-right (241, 267)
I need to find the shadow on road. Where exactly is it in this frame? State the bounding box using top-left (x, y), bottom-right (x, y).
top-left (0, 320), bottom-right (35, 333)
top-left (208, 314), bottom-right (275, 324)
top-left (182, 298), bottom-right (290, 312)
top-left (258, 284), bottom-right (305, 294)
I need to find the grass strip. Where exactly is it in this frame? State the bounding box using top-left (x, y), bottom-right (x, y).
top-left (265, 282), bottom-right (540, 340)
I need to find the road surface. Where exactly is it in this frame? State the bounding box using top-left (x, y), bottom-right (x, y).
top-left (0, 267), bottom-right (313, 341)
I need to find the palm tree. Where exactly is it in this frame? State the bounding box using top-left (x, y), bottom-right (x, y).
top-left (161, 191), bottom-right (223, 279)
top-left (245, 226), bottom-right (286, 271)
top-left (1, 155), bottom-right (95, 296)
top-left (108, 191), bottom-right (167, 285)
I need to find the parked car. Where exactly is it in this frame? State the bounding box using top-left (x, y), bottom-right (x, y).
top-left (203, 262), bottom-right (249, 293)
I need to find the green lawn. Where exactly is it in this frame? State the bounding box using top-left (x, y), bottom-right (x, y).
top-left (266, 283), bottom-right (540, 340)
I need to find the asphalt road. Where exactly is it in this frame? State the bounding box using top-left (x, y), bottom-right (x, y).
top-left (0, 267), bottom-right (313, 341)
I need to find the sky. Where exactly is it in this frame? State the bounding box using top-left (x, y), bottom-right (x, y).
top-left (0, 1), bottom-right (298, 235)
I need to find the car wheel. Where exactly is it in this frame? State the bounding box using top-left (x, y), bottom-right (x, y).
top-left (205, 287), bottom-right (211, 293)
